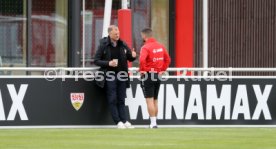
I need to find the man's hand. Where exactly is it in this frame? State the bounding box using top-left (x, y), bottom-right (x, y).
top-left (132, 48), bottom-right (137, 58)
top-left (109, 59), bottom-right (118, 67)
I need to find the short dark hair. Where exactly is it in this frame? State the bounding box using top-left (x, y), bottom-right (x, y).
top-left (141, 28), bottom-right (152, 37)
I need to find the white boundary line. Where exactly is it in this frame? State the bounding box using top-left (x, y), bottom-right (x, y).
top-left (0, 125), bottom-right (276, 129)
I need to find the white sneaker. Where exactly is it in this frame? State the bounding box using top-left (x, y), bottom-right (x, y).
top-left (149, 125), bottom-right (158, 129)
top-left (117, 121), bottom-right (126, 129)
top-left (124, 121), bottom-right (135, 129)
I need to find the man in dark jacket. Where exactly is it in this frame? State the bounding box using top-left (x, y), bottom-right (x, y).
top-left (94, 25), bottom-right (136, 129)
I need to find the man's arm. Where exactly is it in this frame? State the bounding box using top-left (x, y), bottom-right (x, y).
top-left (94, 44), bottom-right (109, 67)
top-left (139, 47), bottom-right (150, 72)
top-left (161, 47), bottom-right (171, 71)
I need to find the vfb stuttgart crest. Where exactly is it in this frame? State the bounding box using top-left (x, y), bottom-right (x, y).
top-left (70, 93), bottom-right (84, 111)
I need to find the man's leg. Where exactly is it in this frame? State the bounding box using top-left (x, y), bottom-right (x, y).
top-left (146, 98), bottom-right (157, 127)
top-left (141, 73), bottom-right (157, 128)
top-left (117, 80), bottom-right (127, 123)
top-left (152, 73), bottom-right (161, 127)
top-left (106, 80), bottom-right (121, 124)
top-left (154, 99), bottom-right (158, 117)
top-left (146, 98), bottom-right (156, 117)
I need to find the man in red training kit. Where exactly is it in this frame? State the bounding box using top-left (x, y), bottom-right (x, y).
top-left (139, 28), bottom-right (171, 128)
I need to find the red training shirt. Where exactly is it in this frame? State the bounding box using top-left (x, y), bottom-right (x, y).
top-left (139, 38), bottom-right (171, 73)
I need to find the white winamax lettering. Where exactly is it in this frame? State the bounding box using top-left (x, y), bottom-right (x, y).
top-left (126, 84), bottom-right (272, 120)
top-left (0, 84), bottom-right (28, 121)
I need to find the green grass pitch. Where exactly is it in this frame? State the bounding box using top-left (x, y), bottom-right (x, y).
top-left (0, 128), bottom-right (275, 149)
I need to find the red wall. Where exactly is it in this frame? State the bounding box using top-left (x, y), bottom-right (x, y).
top-left (175, 0), bottom-right (194, 68)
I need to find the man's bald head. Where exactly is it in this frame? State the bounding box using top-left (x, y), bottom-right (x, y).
top-left (108, 25), bottom-right (120, 42)
top-left (108, 25), bottom-right (118, 33)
